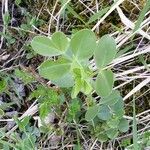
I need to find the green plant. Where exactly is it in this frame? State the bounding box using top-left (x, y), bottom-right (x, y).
top-left (0, 117), bottom-right (40, 150)
top-left (31, 29), bottom-right (129, 141)
top-left (15, 0), bottom-right (22, 6)
top-left (133, 94), bottom-right (139, 150)
top-left (1, 12), bottom-right (16, 46)
top-left (15, 69), bottom-right (35, 84)
top-left (0, 78), bottom-right (7, 94)
top-left (29, 85), bottom-right (59, 119)
top-left (67, 98), bottom-right (81, 122)
top-left (86, 91), bottom-right (128, 141)
top-left (123, 131), bottom-right (150, 150)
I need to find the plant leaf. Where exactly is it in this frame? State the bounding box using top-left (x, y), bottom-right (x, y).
top-left (82, 80), bottom-right (92, 95)
top-left (67, 5), bottom-right (86, 24)
top-left (15, 0), bottom-right (21, 5)
top-left (133, 0), bottom-right (150, 32)
top-left (97, 133), bottom-right (108, 142)
top-left (97, 105), bottom-right (112, 121)
top-left (88, 7), bottom-right (110, 24)
top-left (107, 117), bottom-right (119, 128)
top-left (31, 32), bottom-right (69, 57)
top-left (39, 102), bottom-right (51, 119)
top-left (95, 70), bottom-right (114, 97)
top-left (106, 129), bottom-right (118, 139)
top-left (110, 98), bottom-right (124, 117)
top-left (39, 58), bottom-right (71, 80)
top-left (95, 35), bottom-right (116, 68)
top-left (100, 90), bottom-right (121, 105)
top-left (0, 108), bottom-right (5, 116)
top-left (133, 94), bottom-right (138, 149)
top-left (15, 69), bottom-right (35, 84)
top-left (14, 116), bottom-right (30, 132)
top-left (52, 73), bottom-right (74, 87)
top-left (118, 118), bottom-right (129, 132)
top-left (70, 29), bottom-right (96, 60)
top-left (51, 32), bottom-right (69, 52)
top-left (71, 78), bottom-right (82, 99)
top-left (85, 105), bottom-right (99, 121)
top-left (68, 98), bottom-right (80, 120)
top-left (0, 79), bottom-right (7, 94)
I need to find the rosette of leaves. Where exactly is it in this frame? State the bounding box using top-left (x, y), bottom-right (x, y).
top-left (31, 29), bottom-right (97, 98)
top-left (31, 29), bottom-right (117, 98)
top-left (31, 29), bottom-right (129, 140)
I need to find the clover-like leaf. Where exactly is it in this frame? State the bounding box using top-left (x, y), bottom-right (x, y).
top-left (31, 32), bottom-right (69, 57)
top-left (118, 118), bottom-right (129, 132)
top-left (97, 133), bottom-right (108, 142)
top-left (97, 105), bottom-right (112, 121)
top-left (94, 35), bottom-right (117, 68)
top-left (51, 32), bottom-right (69, 51)
top-left (100, 90), bottom-right (121, 105)
top-left (85, 105), bottom-right (99, 121)
top-left (107, 117), bottom-right (120, 128)
top-left (52, 73), bottom-right (74, 88)
top-left (39, 58), bottom-right (71, 81)
top-left (95, 69), bottom-right (114, 97)
top-left (70, 29), bottom-right (96, 60)
top-left (110, 98), bottom-right (124, 117)
top-left (106, 129), bottom-right (118, 139)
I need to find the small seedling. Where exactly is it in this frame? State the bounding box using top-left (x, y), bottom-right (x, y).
top-left (31, 29), bottom-right (129, 141)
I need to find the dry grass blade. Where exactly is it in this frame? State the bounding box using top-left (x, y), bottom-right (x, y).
top-left (0, 0), bottom-right (8, 49)
top-left (123, 77), bottom-right (150, 101)
top-left (116, 64), bottom-right (150, 77)
top-left (116, 6), bottom-right (150, 41)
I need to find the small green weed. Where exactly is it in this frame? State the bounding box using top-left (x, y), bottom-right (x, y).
top-left (31, 29), bottom-right (129, 141)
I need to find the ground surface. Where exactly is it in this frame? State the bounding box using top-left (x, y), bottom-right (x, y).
top-left (0, 0), bottom-right (150, 150)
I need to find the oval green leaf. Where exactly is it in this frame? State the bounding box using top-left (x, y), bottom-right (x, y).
top-left (106, 129), bottom-right (118, 139)
top-left (85, 105), bottom-right (99, 121)
top-left (97, 105), bottom-right (112, 121)
top-left (31, 32), bottom-right (69, 57)
top-left (95, 69), bottom-right (114, 97)
top-left (94, 35), bottom-right (117, 68)
top-left (100, 90), bottom-right (121, 105)
top-left (52, 73), bottom-right (74, 88)
top-left (70, 29), bottom-right (96, 60)
top-left (110, 98), bottom-right (124, 117)
top-left (107, 117), bottom-right (119, 128)
top-left (97, 133), bottom-right (108, 142)
top-left (51, 32), bottom-right (69, 52)
top-left (118, 118), bottom-right (129, 132)
top-left (39, 58), bottom-right (71, 81)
